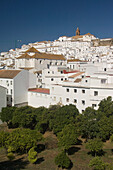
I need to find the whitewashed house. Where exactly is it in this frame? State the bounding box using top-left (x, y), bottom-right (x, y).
top-left (0, 69), bottom-right (36, 107)
top-left (15, 47), bottom-right (66, 71)
top-left (28, 65), bottom-right (113, 113)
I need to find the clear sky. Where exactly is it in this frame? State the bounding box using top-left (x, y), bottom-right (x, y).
top-left (0, 0), bottom-right (113, 52)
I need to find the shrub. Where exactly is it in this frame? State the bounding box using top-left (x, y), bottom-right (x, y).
top-left (28, 147), bottom-right (37, 164)
top-left (7, 152), bottom-right (15, 161)
top-left (55, 151), bottom-right (71, 169)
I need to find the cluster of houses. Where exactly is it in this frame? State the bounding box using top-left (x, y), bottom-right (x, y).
top-left (0, 27), bottom-right (113, 115)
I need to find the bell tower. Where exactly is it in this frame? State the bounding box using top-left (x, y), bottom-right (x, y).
top-left (76, 27), bottom-right (80, 36)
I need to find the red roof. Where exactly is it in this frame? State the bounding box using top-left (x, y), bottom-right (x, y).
top-left (28, 88), bottom-right (50, 94)
top-left (63, 70), bottom-right (79, 74)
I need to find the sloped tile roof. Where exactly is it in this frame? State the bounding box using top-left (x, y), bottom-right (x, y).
top-left (0, 70), bottom-right (21, 79)
top-left (28, 88), bottom-right (50, 94)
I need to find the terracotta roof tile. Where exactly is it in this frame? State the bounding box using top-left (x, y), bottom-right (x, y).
top-left (69, 72), bottom-right (84, 78)
top-left (18, 52), bottom-right (65, 61)
top-left (0, 70), bottom-right (21, 79)
top-left (28, 88), bottom-right (50, 94)
top-left (25, 47), bottom-right (39, 53)
top-left (74, 78), bottom-right (82, 83)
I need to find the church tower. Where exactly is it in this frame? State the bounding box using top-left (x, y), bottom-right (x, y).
top-left (76, 27), bottom-right (80, 36)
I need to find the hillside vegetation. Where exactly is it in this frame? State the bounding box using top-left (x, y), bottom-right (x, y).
top-left (0, 96), bottom-right (113, 169)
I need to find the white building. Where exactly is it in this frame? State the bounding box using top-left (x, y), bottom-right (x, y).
top-left (15, 47), bottom-right (66, 71)
top-left (28, 65), bottom-right (113, 113)
top-left (0, 85), bottom-right (7, 112)
top-left (0, 69), bottom-right (36, 107)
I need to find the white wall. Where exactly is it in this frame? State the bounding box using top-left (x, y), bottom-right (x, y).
top-left (0, 86), bottom-right (7, 112)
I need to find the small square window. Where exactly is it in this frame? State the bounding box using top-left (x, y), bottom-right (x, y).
top-left (74, 89), bottom-right (77, 93)
top-left (66, 88), bottom-right (69, 92)
top-left (61, 78), bottom-right (63, 81)
top-left (101, 79), bottom-right (106, 84)
top-left (94, 91), bottom-right (98, 96)
top-left (66, 98), bottom-right (69, 102)
top-left (82, 100), bottom-right (85, 105)
top-left (74, 99), bottom-right (77, 103)
top-left (51, 78), bottom-right (54, 81)
top-left (82, 90), bottom-right (85, 93)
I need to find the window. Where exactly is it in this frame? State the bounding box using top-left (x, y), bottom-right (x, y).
top-left (61, 78), bottom-right (63, 81)
top-left (11, 98), bottom-right (13, 102)
top-left (61, 71), bottom-right (63, 74)
top-left (7, 89), bottom-right (8, 94)
top-left (40, 60), bottom-right (42, 64)
top-left (104, 68), bottom-right (107, 71)
top-left (92, 104), bottom-right (97, 108)
top-left (74, 89), bottom-right (77, 93)
top-left (74, 99), bottom-right (77, 103)
top-left (66, 88), bottom-right (69, 92)
top-left (66, 98), bottom-right (69, 102)
top-left (82, 100), bottom-right (85, 105)
top-left (48, 71), bottom-right (50, 74)
top-left (51, 78), bottom-right (54, 81)
top-left (7, 97), bottom-right (8, 101)
top-left (82, 90), bottom-right (85, 93)
top-left (94, 91), bottom-right (98, 96)
top-left (52, 71), bottom-right (54, 74)
top-left (10, 81), bottom-right (12, 85)
top-left (101, 79), bottom-right (106, 84)
top-left (85, 80), bottom-right (88, 83)
top-left (65, 78), bottom-right (67, 80)
top-left (11, 89), bottom-right (12, 94)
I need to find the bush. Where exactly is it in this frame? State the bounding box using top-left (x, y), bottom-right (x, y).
top-left (89, 156), bottom-right (106, 170)
top-left (86, 138), bottom-right (103, 156)
top-left (7, 152), bottom-right (15, 161)
top-left (55, 151), bottom-right (71, 169)
top-left (28, 147), bottom-right (37, 164)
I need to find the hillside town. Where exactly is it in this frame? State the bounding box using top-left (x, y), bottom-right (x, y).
top-left (0, 27), bottom-right (113, 113)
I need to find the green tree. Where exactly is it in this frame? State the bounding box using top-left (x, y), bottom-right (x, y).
top-left (89, 156), bottom-right (106, 170)
top-left (28, 147), bottom-right (37, 164)
top-left (58, 124), bottom-right (78, 151)
top-left (0, 107), bottom-right (16, 126)
top-left (55, 151), bottom-right (71, 169)
top-left (12, 106), bottom-right (36, 129)
top-left (5, 128), bottom-right (43, 153)
top-left (86, 138), bottom-right (103, 156)
top-left (49, 104), bottom-right (79, 134)
top-left (79, 107), bottom-right (99, 140)
top-left (98, 116), bottom-right (113, 141)
top-left (0, 131), bottom-right (9, 147)
top-left (98, 96), bottom-right (113, 118)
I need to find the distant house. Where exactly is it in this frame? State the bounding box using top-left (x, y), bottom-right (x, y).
top-left (15, 47), bottom-right (66, 71)
top-left (0, 69), bottom-right (36, 107)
